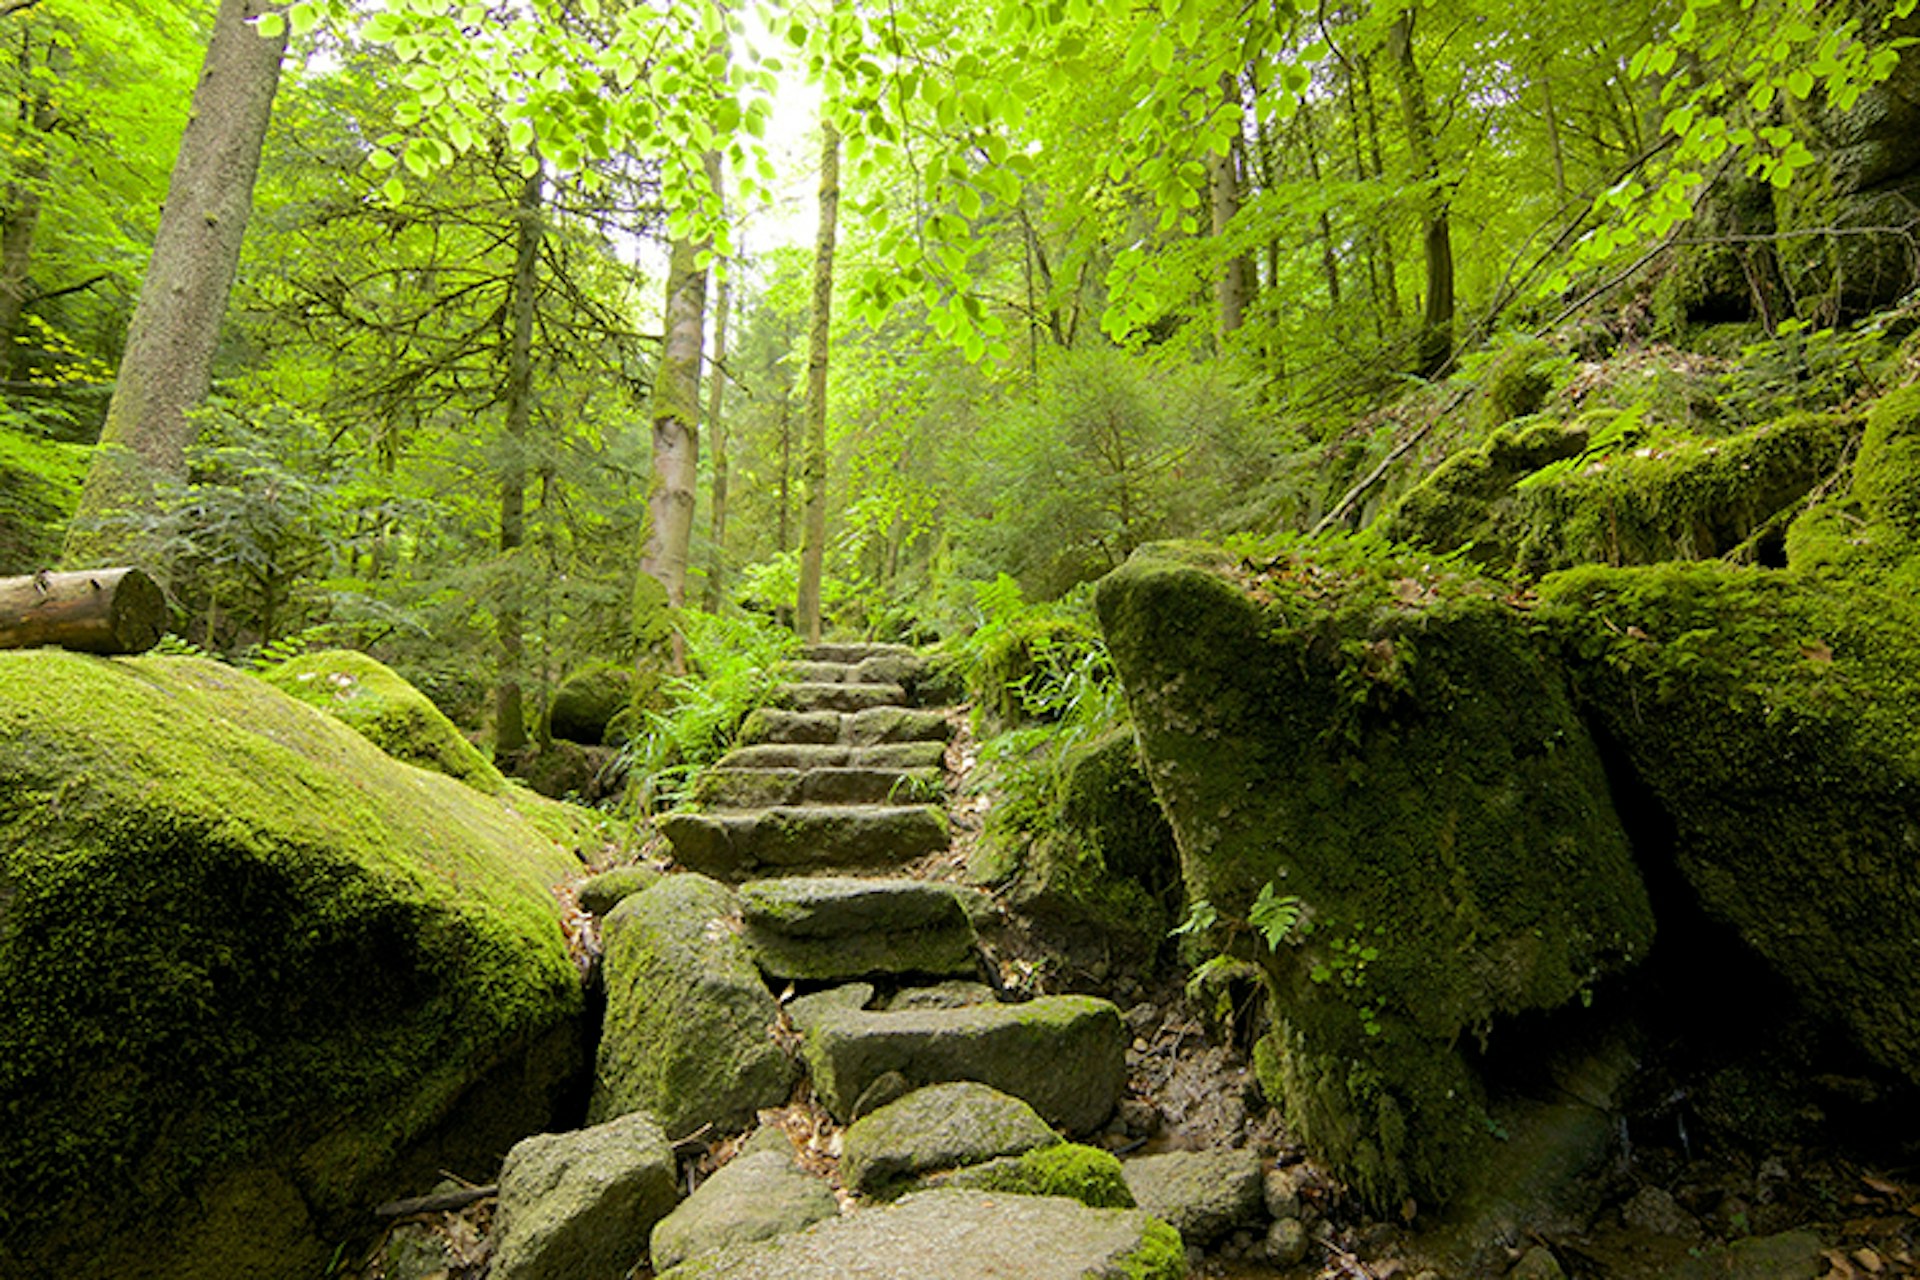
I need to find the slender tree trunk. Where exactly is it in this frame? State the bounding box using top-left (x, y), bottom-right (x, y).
top-left (795, 123), bottom-right (839, 645)
top-left (777, 394), bottom-right (792, 553)
top-left (1540, 68), bottom-right (1570, 208)
top-left (640, 234), bottom-right (706, 615)
top-left (1298, 106), bottom-right (1342, 307)
top-left (700, 257), bottom-right (732, 612)
top-left (1388, 10), bottom-right (1453, 378)
top-left (63, 0), bottom-right (288, 568)
top-left (1354, 53), bottom-right (1401, 325)
top-left (495, 165), bottom-right (543, 756)
top-left (1208, 75), bottom-right (1251, 340)
top-left (0, 32), bottom-right (65, 378)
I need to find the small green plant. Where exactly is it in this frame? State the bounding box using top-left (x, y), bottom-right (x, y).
top-left (1174, 881), bottom-right (1309, 952)
top-left (1309, 924), bottom-right (1387, 1036)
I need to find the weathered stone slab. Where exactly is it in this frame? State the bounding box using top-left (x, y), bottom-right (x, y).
top-left (839, 1081), bottom-right (1060, 1197)
top-left (492, 1112), bottom-right (680, 1280)
top-left (661, 806), bottom-right (949, 880)
top-left (654, 1188), bottom-right (1185, 1279)
top-left (774, 681), bottom-right (908, 713)
top-left (796, 992), bottom-right (1127, 1134)
top-left (649, 1136), bottom-right (837, 1272)
top-left (714, 741), bottom-right (946, 772)
top-left (1120, 1149), bottom-right (1264, 1246)
top-left (738, 709), bottom-right (841, 745)
top-left (845, 706), bottom-right (951, 745)
top-left (693, 767), bottom-right (940, 810)
top-left (588, 875), bottom-right (797, 1136)
top-left (804, 642), bottom-right (918, 666)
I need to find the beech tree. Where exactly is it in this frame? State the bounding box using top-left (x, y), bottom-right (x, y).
top-left (64, 0), bottom-right (288, 567)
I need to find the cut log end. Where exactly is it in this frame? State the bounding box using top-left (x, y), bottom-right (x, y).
top-left (0, 566), bottom-right (170, 655)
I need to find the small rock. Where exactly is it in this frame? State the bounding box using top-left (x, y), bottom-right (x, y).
top-left (1264, 1220), bottom-right (1311, 1268)
top-left (1509, 1244), bottom-right (1565, 1280)
top-left (883, 981), bottom-right (996, 1011)
top-left (1621, 1185), bottom-right (1700, 1240)
top-left (1124, 1002), bottom-right (1159, 1034)
top-left (1264, 1164), bottom-right (1306, 1220)
top-left (1119, 1099), bottom-right (1159, 1136)
top-left (1230, 1229), bottom-right (1255, 1256)
top-left (649, 1147), bottom-right (838, 1271)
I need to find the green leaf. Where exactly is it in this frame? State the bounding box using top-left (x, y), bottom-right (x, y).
top-left (254, 11), bottom-right (286, 39)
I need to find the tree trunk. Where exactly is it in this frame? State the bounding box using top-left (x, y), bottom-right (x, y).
top-left (1208, 75), bottom-right (1252, 340)
top-left (1298, 104), bottom-right (1342, 307)
top-left (63, 0), bottom-right (288, 568)
top-left (0, 31), bottom-right (66, 379)
top-left (495, 164), bottom-right (542, 757)
top-left (700, 246), bottom-right (732, 613)
top-left (0, 567), bottom-right (167, 654)
top-left (1388, 9), bottom-right (1453, 378)
top-left (640, 234), bottom-right (707, 612)
top-left (795, 123), bottom-right (839, 645)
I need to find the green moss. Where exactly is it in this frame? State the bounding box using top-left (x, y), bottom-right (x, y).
top-left (578, 864), bottom-right (662, 916)
top-left (967, 612), bottom-right (1104, 732)
top-left (1096, 542), bottom-right (1653, 1209)
top-left (1002, 1143), bottom-right (1134, 1208)
top-left (548, 662), bottom-right (635, 745)
top-left (0, 423), bottom-right (86, 574)
top-left (1388, 412), bottom-right (1857, 576)
top-left (1118, 1217), bottom-right (1188, 1280)
top-left (1540, 561), bottom-right (1920, 1084)
top-left (0, 652), bottom-right (584, 1279)
top-left (262, 649), bottom-right (506, 794)
top-left (1478, 338), bottom-right (1562, 428)
top-left (1854, 384), bottom-right (1920, 540)
top-left (1378, 418), bottom-right (1589, 560)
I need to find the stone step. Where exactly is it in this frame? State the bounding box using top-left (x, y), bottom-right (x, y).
top-left (652, 1187), bottom-right (1182, 1279)
top-left (772, 681), bottom-right (908, 714)
top-left (787, 986), bottom-right (1127, 1135)
top-left (660, 805), bottom-right (950, 880)
top-left (740, 706), bottom-right (952, 748)
top-left (718, 741), bottom-right (948, 772)
top-left (803, 642), bottom-right (918, 666)
top-left (693, 766), bottom-right (943, 809)
top-left (737, 876), bottom-right (978, 981)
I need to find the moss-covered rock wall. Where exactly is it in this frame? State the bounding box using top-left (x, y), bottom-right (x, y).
top-left (1096, 542), bottom-right (1653, 1208)
top-left (0, 653), bottom-right (586, 1280)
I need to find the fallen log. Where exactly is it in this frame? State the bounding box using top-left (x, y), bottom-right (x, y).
top-left (373, 1183), bottom-right (498, 1219)
top-left (0, 567), bottom-right (168, 655)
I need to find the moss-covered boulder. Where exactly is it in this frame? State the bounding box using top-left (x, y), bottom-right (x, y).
top-left (1385, 413), bottom-right (1855, 574)
top-left (263, 648), bottom-right (506, 793)
top-left (839, 1081), bottom-right (1062, 1197)
top-left (1096, 542), bottom-right (1653, 1209)
top-left (974, 728), bottom-right (1179, 964)
top-left (1541, 561), bottom-right (1920, 1084)
top-left (588, 874), bottom-right (799, 1136)
top-left (0, 652), bottom-right (586, 1280)
top-left (548, 662), bottom-right (636, 745)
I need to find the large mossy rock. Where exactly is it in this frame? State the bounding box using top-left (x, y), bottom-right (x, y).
top-left (1384, 412), bottom-right (1855, 575)
top-left (0, 652), bottom-right (586, 1280)
top-left (655, 1188), bottom-right (1186, 1280)
top-left (1541, 560), bottom-right (1920, 1084)
top-left (263, 648), bottom-right (506, 793)
top-left (1096, 542), bottom-right (1654, 1209)
top-left (589, 874), bottom-right (799, 1136)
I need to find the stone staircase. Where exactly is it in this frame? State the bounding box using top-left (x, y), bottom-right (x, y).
top-left (660, 643), bottom-right (954, 881)
top-left (477, 643), bottom-right (1224, 1279)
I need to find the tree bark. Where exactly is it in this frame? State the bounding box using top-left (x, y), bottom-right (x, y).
top-left (1389, 9), bottom-right (1453, 378)
top-left (1208, 75), bottom-right (1252, 340)
top-left (640, 235), bottom-right (707, 613)
top-left (700, 239), bottom-right (732, 613)
top-left (495, 164), bottom-right (542, 757)
top-left (0, 567), bottom-right (167, 653)
top-left (795, 123), bottom-right (839, 645)
top-left (0, 30), bottom-right (66, 379)
top-left (63, 0), bottom-right (288, 568)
